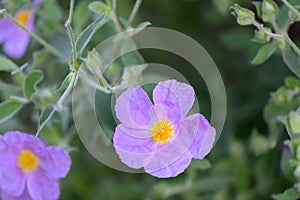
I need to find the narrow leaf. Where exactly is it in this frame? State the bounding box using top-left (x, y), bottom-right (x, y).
top-left (23, 71), bottom-right (44, 99)
top-left (272, 187), bottom-right (300, 200)
top-left (253, 1), bottom-right (263, 18)
top-left (251, 42), bottom-right (278, 65)
top-left (75, 14), bottom-right (107, 57)
top-left (282, 48), bottom-right (300, 78)
top-left (0, 56), bottom-right (18, 72)
top-left (0, 100), bottom-right (24, 123)
top-left (88, 2), bottom-right (111, 16)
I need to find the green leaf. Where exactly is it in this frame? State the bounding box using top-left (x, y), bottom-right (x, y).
top-left (230, 4), bottom-right (255, 26)
top-left (56, 72), bottom-right (73, 95)
top-left (190, 159), bottom-right (212, 170)
top-left (37, 107), bottom-right (56, 136)
top-left (0, 100), bottom-right (24, 124)
top-left (0, 56), bottom-right (18, 72)
top-left (253, 1), bottom-right (263, 18)
top-left (251, 42), bottom-right (278, 64)
top-left (30, 50), bottom-right (51, 70)
top-left (23, 71), bottom-right (44, 100)
top-left (288, 5), bottom-right (300, 21)
top-left (88, 1), bottom-right (111, 16)
top-left (285, 76), bottom-right (300, 90)
top-left (282, 48), bottom-right (300, 78)
top-left (74, 1), bottom-right (91, 31)
top-left (75, 13), bottom-right (107, 58)
top-left (272, 187), bottom-right (300, 200)
top-left (262, 0), bottom-right (279, 22)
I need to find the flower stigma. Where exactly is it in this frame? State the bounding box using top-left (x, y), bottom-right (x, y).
top-left (17, 150), bottom-right (39, 173)
top-left (151, 119), bottom-right (174, 144)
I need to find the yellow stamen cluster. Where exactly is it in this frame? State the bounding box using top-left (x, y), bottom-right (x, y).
top-left (151, 120), bottom-right (174, 144)
top-left (17, 150), bottom-right (39, 173)
top-left (15, 11), bottom-right (30, 27)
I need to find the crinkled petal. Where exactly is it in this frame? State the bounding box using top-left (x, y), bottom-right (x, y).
top-left (0, 165), bottom-right (26, 197)
top-left (3, 131), bottom-right (45, 152)
top-left (153, 79), bottom-right (195, 123)
top-left (39, 146), bottom-right (71, 179)
top-left (1, 189), bottom-right (31, 200)
top-left (28, 169), bottom-right (60, 200)
top-left (115, 86), bottom-right (152, 128)
top-left (188, 114), bottom-right (215, 159)
top-left (143, 114), bottom-right (199, 172)
top-left (145, 151), bottom-right (192, 178)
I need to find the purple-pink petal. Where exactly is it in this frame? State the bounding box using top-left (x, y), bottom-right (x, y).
top-left (3, 131), bottom-right (45, 152)
top-left (28, 169), bottom-right (60, 200)
top-left (0, 165), bottom-right (26, 197)
top-left (0, 19), bottom-right (14, 43)
top-left (115, 86), bottom-right (152, 128)
top-left (1, 189), bottom-right (32, 200)
top-left (39, 146), bottom-right (71, 179)
top-left (153, 80), bottom-right (195, 123)
top-left (188, 114), bottom-right (215, 159)
top-left (145, 151), bottom-right (192, 178)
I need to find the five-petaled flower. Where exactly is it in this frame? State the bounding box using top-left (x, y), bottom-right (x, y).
top-left (0, 131), bottom-right (71, 200)
top-left (113, 79), bottom-right (216, 178)
top-left (0, 3), bottom-right (37, 58)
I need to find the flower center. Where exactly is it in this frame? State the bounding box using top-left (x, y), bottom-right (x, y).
top-left (151, 120), bottom-right (174, 144)
top-left (15, 11), bottom-right (30, 27)
top-left (17, 150), bottom-right (39, 173)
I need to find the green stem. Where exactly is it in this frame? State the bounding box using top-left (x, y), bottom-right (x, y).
top-left (281, 0), bottom-right (300, 19)
top-left (284, 34), bottom-right (300, 56)
top-left (128, 0), bottom-right (142, 25)
top-left (64, 0), bottom-right (77, 70)
top-left (111, 12), bottom-right (122, 32)
top-left (0, 9), bottom-right (68, 63)
top-left (252, 20), bottom-right (283, 39)
top-left (36, 71), bottom-right (78, 137)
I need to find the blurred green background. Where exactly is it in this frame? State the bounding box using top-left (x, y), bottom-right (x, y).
top-left (1, 0), bottom-right (299, 199)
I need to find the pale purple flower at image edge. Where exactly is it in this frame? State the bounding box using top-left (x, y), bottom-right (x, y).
top-left (0, 131), bottom-right (71, 200)
top-left (0, 3), bottom-right (37, 59)
top-left (113, 79), bottom-right (216, 178)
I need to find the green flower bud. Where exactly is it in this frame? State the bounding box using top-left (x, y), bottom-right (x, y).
top-left (252, 28), bottom-right (271, 44)
top-left (289, 111), bottom-right (300, 134)
top-left (230, 4), bottom-right (255, 26)
top-left (288, 5), bottom-right (300, 22)
top-left (262, 0), bottom-right (279, 22)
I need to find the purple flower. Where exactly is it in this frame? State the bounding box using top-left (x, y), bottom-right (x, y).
top-left (0, 9), bottom-right (35, 58)
top-left (113, 79), bottom-right (216, 178)
top-left (0, 131), bottom-right (71, 200)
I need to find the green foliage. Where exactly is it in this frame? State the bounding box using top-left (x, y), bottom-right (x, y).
top-left (230, 4), bottom-right (255, 25)
top-left (262, 0), bottom-right (279, 22)
top-left (23, 70), bottom-right (44, 100)
top-left (251, 42), bottom-right (278, 64)
top-left (0, 100), bottom-right (24, 123)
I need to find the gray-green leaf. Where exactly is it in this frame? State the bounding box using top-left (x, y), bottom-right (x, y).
top-left (75, 13), bottom-right (107, 58)
top-left (0, 56), bottom-right (18, 72)
top-left (230, 4), bottom-right (255, 26)
top-left (88, 1), bottom-right (111, 16)
top-left (0, 100), bottom-right (24, 124)
top-left (282, 48), bottom-right (300, 78)
top-left (251, 42), bottom-right (278, 64)
top-left (23, 71), bottom-right (44, 100)
top-left (253, 1), bottom-right (263, 18)
top-left (272, 187), bottom-right (300, 200)
top-left (262, 0), bottom-right (279, 22)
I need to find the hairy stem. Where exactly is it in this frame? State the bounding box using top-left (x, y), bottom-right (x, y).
top-left (64, 0), bottom-right (78, 70)
top-left (129, 0), bottom-right (142, 25)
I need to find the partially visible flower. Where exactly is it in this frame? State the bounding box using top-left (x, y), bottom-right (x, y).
top-left (0, 4), bottom-right (37, 58)
top-left (0, 131), bottom-right (71, 200)
top-left (113, 79), bottom-right (216, 178)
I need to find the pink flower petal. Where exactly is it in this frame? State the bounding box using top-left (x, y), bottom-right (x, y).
top-left (115, 86), bottom-right (152, 128)
top-left (145, 151), bottom-right (192, 178)
top-left (39, 146), bottom-right (71, 179)
top-left (3, 131), bottom-right (45, 152)
top-left (188, 114), bottom-right (215, 159)
top-left (0, 165), bottom-right (26, 197)
top-left (28, 169), bottom-right (59, 200)
top-left (1, 189), bottom-right (32, 200)
top-left (0, 18), bottom-right (15, 43)
top-left (153, 79), bottom-right (195, 123)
